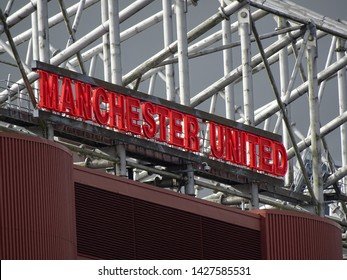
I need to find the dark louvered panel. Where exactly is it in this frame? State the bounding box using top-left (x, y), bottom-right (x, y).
top-left (75, 184), bottom-right (136, 259)
top-left (202, 217), bottom-right (261, 259)
top-left (75, 183), bottom-right (262, 259)
top-left (133, 199), bottom-right (203, 259)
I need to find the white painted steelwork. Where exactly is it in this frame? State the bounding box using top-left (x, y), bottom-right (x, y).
top-left (0, 0), bottom-right (346, 230)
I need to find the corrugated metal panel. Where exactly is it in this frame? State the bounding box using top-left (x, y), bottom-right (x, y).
top-left (133, 198), bottom-right (203, 259)
top-left (253, 210), bottom-right (342, 259)
top-left (75, 184), bottom-right (135, 259)
top-left (75, 182), bottom-right (262, 260)
top-left (1, 132), bottom-right (342, 260)
top-left (0, 132), bottom-right (77, 259)
top-left (202, 217), bottom-right (261, 259)
top-left (73, 165), bottom-right (261, 231)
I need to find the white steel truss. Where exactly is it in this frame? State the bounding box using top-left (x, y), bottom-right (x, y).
top-left (0, 0), bottom-right (346, 254)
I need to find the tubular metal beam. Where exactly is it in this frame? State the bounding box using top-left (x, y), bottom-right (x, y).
top-left (238, 7), bottom-right (254, 125)
top-left (251, 18), bottom-right (317, 207)
top-left (37, 0), bottom-right (50, 63)
top-left (68, 7), bottom-right (168, 68)
top-left (136, 9), bottom-right (267, 85)
top-left (287, 110), bottom-right (347, 159)
top-left (190, 28), bottom-right (305, 108)
top-left (337, 38), bottom-right (347, 192)
top-left (0, 0), bottom-right (156, 103)
top-left (58, 0), bottom-right (86, 74)
top-left (122, 0), bottom-right (247, 86)
top-left (101, 0), bottom-right (110, 82)
top-left (3, 0), bottom-right (14, 17)
top-left (175, 0), bottom-right (190, 106)
top-left (0, 0), bottom-right (99, 55)
top-left (0, 0), bottom-right (346, 226)
top-left (306, 24), bottom-right (323, 216)
top-left (162, 0), bottom-right (176, 101)
top-left (249, 0), bottom-right (347, 40)
top-left (221, 1), bottom-right (235, 120)
top-left (277, 16), bottom-right (292, 187)
top-left (254, 54), bottom-right (347, 126)
top-left (0, 9), bottom-right (37, 107)
top-left (325, 165), bottom-right (347, 189)
top-left (4, 0), bottom-right (40, 29)
top-left (108, 0), bottom-right (122, 85)
top-left (318, 36), bottom-right (337, 101)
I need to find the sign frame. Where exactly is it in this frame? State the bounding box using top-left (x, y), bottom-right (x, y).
top-left (32, 61), bottom-right (286, 186)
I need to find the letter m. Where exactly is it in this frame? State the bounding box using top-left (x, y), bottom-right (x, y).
top-left (38, 70), bottom-right (59, 110)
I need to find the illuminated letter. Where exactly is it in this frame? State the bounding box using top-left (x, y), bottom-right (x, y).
top-left (142, 102), bottom-right (156, 139)
top-left (59, 77), bottom-right (76, 116)
top-left (156, 106), bottom-right (169, 142)
top-left (109, 92), bottom-right (126, 130)
top-left (38, 70), bottom-right (59, 110)
top-left (225, 128), bottom-right (244, 164)
top-left (169, 110), bottom-right (184, 148)
top-left (184, 115), bottom-right (199, 152)
top-left (210, 122), bottom-right (224, 159)
top-left (92, 87), bottom-right (109, 125)
top-left (126, 97), bottom-right (141, 135)
top-left (75, 81), bottom-right (92, 120)
top-left (273, 142), bottom-right (288, 176)
top-left (246, 134), bottom-right (259, 169)
top-left (259, 137), bottom-right (273, 173)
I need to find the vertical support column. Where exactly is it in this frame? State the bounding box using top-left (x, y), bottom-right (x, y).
top-left (37, 0), bottom-right (50, 63)
top-left (239, 7), bottom-right (257, 207)
top-left (148, 74), bottom-right (157, 95)
top-left (88, 55), bottom-right (97, 76)
top-left (337, 38), bottom-right (347, 194)
top-left (163, 0), bottom-right (176, 101)
top-left (175, 0), bottom-right (194, 195)
top-left (249, 183), bottom-right (259, 210)
top-left (109, 0), bottom-right (122, 85)
top-left (307, 24), bottom-right (324, 216)
top-left (175, 0), bottom-right (190, 106)
top-left (46, 122), bottom-right (54, 140)
top-left (185, 164), bottom-right (195, 196)
top-left (115, 144), bottom-right (127, 177)
top-left (221, 0), bottom-right (235, 120)
top-left (31, 11), bottom-right (39, 100)
top-left (277, 16), bottom-right (293, 187)
top-left (108, 0), bottom-right (126, 177)
top-left (37, 1), bottom-right (51, 135)
top-left (238, 7), bottom-right (254, 125)
top-left (25, 39), bottom-right (32, 66)
top-left (101, 0), bottom-right (111, 82)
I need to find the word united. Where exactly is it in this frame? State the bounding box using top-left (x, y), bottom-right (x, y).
top-left (37, 70), bottom-right (288, 177)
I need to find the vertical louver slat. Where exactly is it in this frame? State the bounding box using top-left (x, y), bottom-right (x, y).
top-left (253, 210), bottom-right (342, 260)
top-left (0, 133), bottom-right (76, 260)
top-left (133, 199), bottom-right (203, 259)
top-left (202, 217), bottom-right (261, 259)
top-left (75, 184), bottom-right (136, 259)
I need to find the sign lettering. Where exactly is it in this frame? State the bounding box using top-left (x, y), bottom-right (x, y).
top-left (36, 69), bottom-right (288, 177)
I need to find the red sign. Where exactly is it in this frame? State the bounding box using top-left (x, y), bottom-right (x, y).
top-left (37, 70), bottom-right (287, 177)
